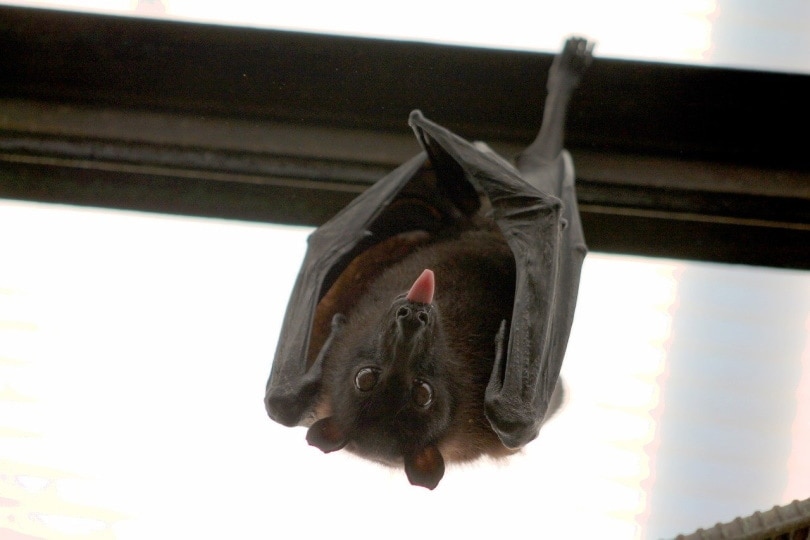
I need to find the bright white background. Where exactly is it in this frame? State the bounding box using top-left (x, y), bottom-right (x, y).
top-left (1, 199), bottom-right (808, 539)
top-left (3, 0), bottom-right (810, 73)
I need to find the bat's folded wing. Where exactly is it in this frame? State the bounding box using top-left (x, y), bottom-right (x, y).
top-left (409, 110), bottom-right (586, 449)
top-left (265, 110), bottom-right (585, 446)
top-left (264, 154), bottom-right (426, 426)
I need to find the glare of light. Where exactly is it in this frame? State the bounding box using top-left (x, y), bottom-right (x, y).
top-left (0, 200), bottom-right (313, 538)
top-left (5, 0), bottom-right (716, 65)
top-left (536, 253), bottom-right (682, 538)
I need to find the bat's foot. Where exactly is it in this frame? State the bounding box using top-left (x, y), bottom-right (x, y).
top-left (548, 36), bottom-right (594, 94)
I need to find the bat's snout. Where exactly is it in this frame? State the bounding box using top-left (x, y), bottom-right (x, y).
top-left (396, 304), bottom-right (432, 332)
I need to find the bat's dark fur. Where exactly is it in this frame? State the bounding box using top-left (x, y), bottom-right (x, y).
top-left (314, 225), bottom-right (517, 460)
top-left (266, 37), bottom-right (592, 490)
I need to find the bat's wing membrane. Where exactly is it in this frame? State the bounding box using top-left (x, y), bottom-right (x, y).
top-left (264, 154), bottom-right (426, 426)
top-left (409, 110), bottom-right (586, 449)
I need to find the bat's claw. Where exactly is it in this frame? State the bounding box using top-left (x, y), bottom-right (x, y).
top-left (548, 36), bottom-right (594, 92)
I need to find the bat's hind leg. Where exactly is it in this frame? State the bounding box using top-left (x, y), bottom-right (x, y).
top-left (516, 37), bottom-right (593, 194)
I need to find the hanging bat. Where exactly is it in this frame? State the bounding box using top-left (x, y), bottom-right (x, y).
top-left (264, 37), bottom-right (592, 489)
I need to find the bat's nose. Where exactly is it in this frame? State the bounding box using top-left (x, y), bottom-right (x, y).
top-left (396, 304), bottom-right (431, 333)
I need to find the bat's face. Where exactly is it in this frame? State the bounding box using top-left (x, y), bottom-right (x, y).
top-left (307, 270), bottom-right (453, 488)
top-left (334, 298), bottom-right (451, 451)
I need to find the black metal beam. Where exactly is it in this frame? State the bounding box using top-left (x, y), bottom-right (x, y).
top-left (0, 6), bottom-right (808, 269)
top-left (3, 5), bottom-right (810, 169)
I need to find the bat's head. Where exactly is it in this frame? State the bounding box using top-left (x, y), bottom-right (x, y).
top-left (306, 269), bottom-right (454, 489)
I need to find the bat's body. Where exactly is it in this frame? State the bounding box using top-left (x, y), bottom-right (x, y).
top-left (265, 38), bottom-right (593, 489)
top-left (316, 226), bottom-right (517, 466)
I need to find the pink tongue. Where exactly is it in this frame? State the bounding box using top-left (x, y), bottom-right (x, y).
top-left (406, 269), bottom-right (435, 304)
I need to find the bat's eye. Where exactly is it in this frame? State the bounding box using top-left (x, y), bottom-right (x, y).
top-left (411, 379), bottom-right (434, 408)
top-left (354, 367), bottom-right (380, 392)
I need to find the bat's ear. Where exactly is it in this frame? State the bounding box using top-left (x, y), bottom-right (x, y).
top-left (306, 417), bottom-right (348, 453)
top-left (404, 445), bottom-right (445, 490)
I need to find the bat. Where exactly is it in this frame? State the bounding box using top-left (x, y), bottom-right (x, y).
top-left (264, 37), bottom-right (592, 489)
